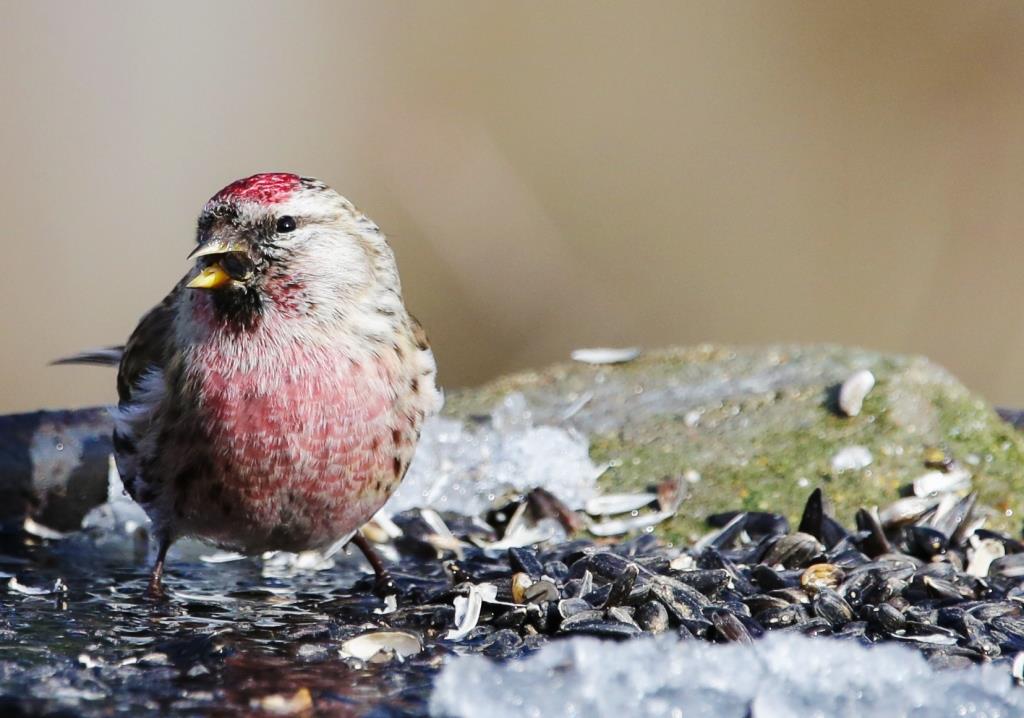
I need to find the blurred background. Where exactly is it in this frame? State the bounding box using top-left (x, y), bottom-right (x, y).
top-left (3, 1), bottom-right (1024, 413)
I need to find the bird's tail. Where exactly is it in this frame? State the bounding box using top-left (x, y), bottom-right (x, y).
top-left (50, 346), bottom-right (125, 367)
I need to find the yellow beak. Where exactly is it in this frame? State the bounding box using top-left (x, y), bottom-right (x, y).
top-left (187, 264), bottom-right (233, 289)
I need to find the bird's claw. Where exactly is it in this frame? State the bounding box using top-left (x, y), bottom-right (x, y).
top-left (144, 579), bottom-right (167, 602)
top-left (372, 572), bottom-right (399, 600)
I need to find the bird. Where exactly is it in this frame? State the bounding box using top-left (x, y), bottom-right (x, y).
top-left (56, 173), bottom-right (442, 597)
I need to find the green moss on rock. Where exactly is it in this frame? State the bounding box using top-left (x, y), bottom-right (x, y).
top-left (443, 345), bottom-right (1024, 541)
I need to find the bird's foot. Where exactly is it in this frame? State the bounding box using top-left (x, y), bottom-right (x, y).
top-left (144, 577), bottom-right (167, 601)
top-left (351, 532), bottom-right (399, 600)
top-left (144, 536), bottom-right (171, 601)
top-left (372, 571), bottom-right (399, 600)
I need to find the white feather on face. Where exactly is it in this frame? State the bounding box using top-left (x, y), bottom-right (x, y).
top-left (272, 191), bottom-right (406, 333)
top-left (240, 183), bottom-right (387, 293)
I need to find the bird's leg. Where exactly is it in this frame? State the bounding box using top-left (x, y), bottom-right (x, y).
top-left (145, 536), bottom-right (171, 600)
top-left (351, 532), bottom-right (397, 598)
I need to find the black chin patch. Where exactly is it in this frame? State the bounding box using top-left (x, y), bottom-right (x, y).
top-left (211, 286), bottom-right (264, 330)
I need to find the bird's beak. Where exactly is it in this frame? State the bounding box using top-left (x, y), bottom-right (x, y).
top-left (187, 264), bottom-right (232, 289)
top-left (187, 238), bottom-right (248, 260)
top-left (186, 238), bottom-right (248, 290)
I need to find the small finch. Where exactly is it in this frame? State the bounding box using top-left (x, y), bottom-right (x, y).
top-left (58, 173), bottom-right (441, 596)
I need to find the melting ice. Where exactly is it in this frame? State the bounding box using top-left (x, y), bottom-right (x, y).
top-left (385, 392), bottom-right (604, 516)
top-left (430, 633), bottom-right (1024, 718)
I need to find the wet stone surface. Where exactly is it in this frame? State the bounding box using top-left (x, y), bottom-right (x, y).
top-left (6, 482), bottom-right (1024, 716)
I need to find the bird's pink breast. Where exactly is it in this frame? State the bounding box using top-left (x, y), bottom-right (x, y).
top-left (187, 332), bottom-right (401, 551)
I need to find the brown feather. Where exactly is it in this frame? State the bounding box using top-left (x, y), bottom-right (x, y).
top-left (408, 314), bottom-right (431, 352)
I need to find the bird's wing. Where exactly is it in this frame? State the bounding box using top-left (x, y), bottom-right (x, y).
top-left (116, 287), bottom-right (179, 405)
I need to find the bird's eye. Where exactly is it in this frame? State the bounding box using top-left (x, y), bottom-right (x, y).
top-left (276, 216), bottom-right (297, 233)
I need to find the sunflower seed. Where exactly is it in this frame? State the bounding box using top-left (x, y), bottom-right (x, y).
top-left (837, 370), bottom-right (875, 417)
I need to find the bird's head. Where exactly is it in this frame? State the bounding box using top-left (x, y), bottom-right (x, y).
top-left (185, 173), bottom-right (397, 329)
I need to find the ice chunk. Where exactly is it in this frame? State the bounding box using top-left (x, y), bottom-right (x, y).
top-left (8, 577), bottom-right (67, 596)
top-left (429, 633), bottom-right (1024, 718)
top-left (387, 393), bottom-right (603, 516)
top-left (80, 455), bottom-right (151, 535)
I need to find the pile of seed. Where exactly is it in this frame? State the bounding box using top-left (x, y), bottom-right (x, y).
top-left (364, 487), bottom-right (1024, 674)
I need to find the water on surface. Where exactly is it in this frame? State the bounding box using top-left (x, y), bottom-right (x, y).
top-left (0, 534), bottom-right (449, 717)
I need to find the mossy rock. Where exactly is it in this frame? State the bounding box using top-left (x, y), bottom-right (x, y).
top-left (444, 344), bottom-right (1024, 542)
